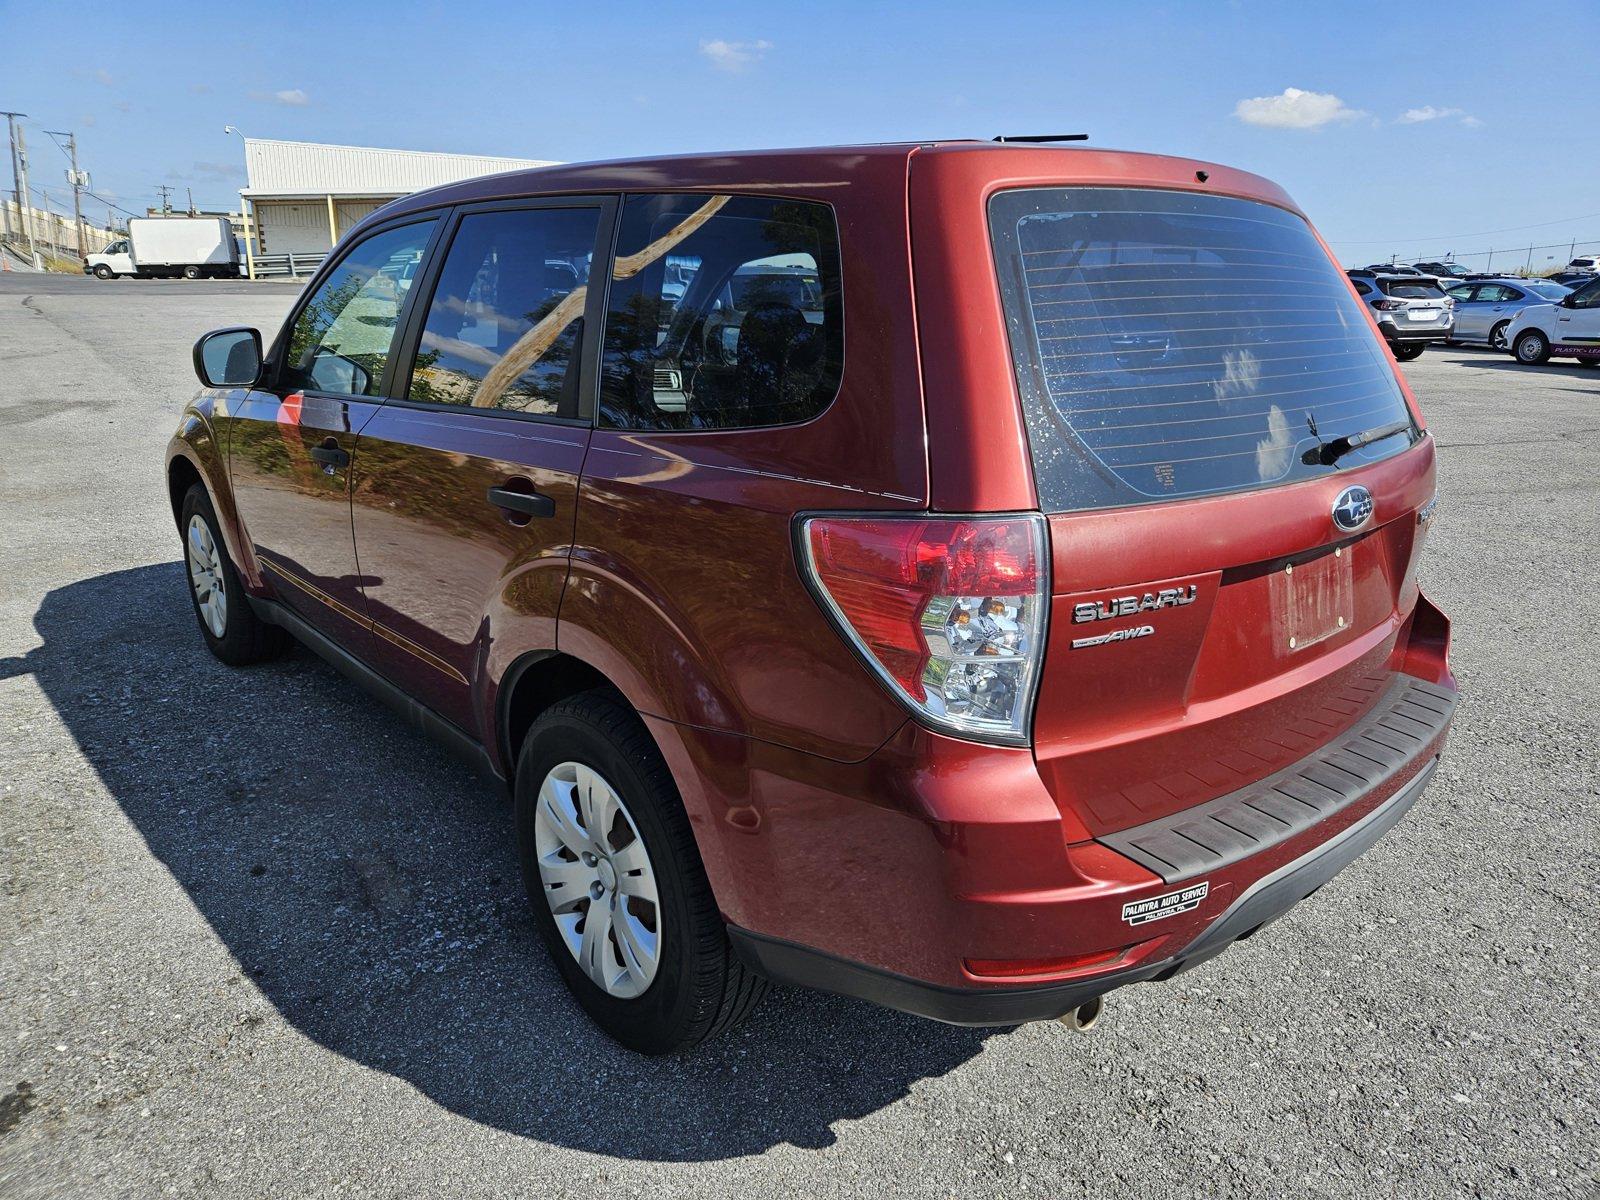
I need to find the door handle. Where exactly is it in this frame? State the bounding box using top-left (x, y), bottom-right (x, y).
top-left (487, 484), bottom-right (556, 519)
top-left (309, 438), bottom-right (350, 469)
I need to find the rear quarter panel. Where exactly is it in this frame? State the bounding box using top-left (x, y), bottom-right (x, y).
top-left (560, 152), bottom-right (929, 763)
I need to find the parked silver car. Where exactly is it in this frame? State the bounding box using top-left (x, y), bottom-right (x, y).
top-left (1348, 272), bottom-right (1455, 360)
top-left (1443, 277), bottom-right (1572, 350)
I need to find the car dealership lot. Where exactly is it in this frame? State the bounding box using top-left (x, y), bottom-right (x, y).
top-left (0, 275), bottom-right (1595, 1198)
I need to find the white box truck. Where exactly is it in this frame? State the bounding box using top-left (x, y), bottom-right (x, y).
top-left (85, 217), bottom-right (241, 280)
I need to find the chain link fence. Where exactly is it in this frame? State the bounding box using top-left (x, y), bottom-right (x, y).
top-left (1355, 238), bottom-right (1600, 277)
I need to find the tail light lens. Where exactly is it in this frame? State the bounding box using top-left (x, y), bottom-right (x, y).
top-left (1373, 299), bottom-right (1404, 311)
top-left (798, 513), bottom-right (1048, 746)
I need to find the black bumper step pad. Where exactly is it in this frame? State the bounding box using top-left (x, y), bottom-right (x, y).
top-left (1098, 677), bottom-right (1457, 883)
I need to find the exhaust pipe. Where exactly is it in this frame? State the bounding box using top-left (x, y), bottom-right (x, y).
top-left (1061, 994), bottom-right (1105, 1032)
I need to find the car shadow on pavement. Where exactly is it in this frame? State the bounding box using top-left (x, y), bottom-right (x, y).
top-left (4, 563), bottom-right (995, 1161)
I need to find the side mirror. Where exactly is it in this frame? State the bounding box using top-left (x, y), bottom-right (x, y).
top-left (193, 327), bottom-right (263, 388)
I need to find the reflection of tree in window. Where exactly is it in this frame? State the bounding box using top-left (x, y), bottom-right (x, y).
top-left (285, 224), bottom-right (433, 395)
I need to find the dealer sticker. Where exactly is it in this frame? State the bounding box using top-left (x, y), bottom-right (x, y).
top-left (1121, 881), bottom-right (1210, 926)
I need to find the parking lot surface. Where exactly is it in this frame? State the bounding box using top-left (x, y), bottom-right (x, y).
top-left (1, 274), bottom-right (1596, 1198)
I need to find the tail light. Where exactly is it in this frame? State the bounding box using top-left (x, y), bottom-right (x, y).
top-left (797, 513), bottom-right (1048, 746)
top-left (1373, 298), bottom-right (1404, 311)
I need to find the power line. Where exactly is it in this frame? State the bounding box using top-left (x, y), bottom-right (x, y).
top-left (1328, 211), bottom-right (1600, 247)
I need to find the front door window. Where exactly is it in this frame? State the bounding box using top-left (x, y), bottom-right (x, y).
top-left (280, 221), bottom-right (435, 396)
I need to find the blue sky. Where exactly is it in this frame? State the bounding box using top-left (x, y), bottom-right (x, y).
top-left (6, 0), bottom-right (1597, 267)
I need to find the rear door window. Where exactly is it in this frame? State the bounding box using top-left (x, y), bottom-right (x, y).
top-left (989, 188), bottom-right (1416, 512)
top-left (597, 194), bottom-right (843, 431)
top-left (404, 206), bottom-right (601, 416)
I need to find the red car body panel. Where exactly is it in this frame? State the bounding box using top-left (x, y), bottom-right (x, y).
top-left (167, 141), bottom-right (1457, 1019)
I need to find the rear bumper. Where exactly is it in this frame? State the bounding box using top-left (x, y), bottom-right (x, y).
top-left (731, 750), bottom-right (1441, 1024)
top-left (1379, 320), bottom-right (1454, 343)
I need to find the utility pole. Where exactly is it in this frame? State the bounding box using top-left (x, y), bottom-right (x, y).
top-left (44, 128), bottom-right (86, 261)
top-left (154, 183), bottom-right (173, 214)
top-left (15, 123), bottom-right (36, 261)
top-left (185, 186), bottom-right (195, 216)
top-left (1, 111), bottom-right (22, 246)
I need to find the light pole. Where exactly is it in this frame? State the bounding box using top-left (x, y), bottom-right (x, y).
top-left (224, 125), bottom-right (255, 279)
top-left (44, 129), bottom-right (86, 261)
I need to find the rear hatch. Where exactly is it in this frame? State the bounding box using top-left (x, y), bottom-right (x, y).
top-left (985, 186), bottom-right (1436, 836)
top-left (1376, 276), bottom-right (1452, 331)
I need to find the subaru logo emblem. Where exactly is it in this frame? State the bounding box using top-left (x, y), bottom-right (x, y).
top-left (1331, 485), bottom-right (1374, 532)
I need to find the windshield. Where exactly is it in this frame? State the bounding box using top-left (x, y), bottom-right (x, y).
top-left (989, 187), bottom-right (1416, 512)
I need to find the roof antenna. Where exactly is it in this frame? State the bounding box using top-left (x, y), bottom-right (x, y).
top-left (992, 133), bottom-right (1089, 144)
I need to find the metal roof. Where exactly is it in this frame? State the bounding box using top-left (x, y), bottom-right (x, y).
top-left (239, 137), bottom-right (556, 198)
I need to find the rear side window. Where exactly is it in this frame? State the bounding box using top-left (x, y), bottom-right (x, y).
top-left (989, 188), bottom-right (1415, 512)
top-left (598, 194), bottom-right (843, 431)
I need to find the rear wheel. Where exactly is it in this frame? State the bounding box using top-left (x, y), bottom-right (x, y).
top-left (1514, 330), bottom-right (1551, 364)
top-left (182, 264), bottom-right (201, 280)
top-left (1488, 320), bottom-right (1511, 351)
top-left (1392, 343), bottom-right (1425, 361)
top-left (514, 690), bottom-right (766, 1054)
top-left (179, 483), bottom-right (287, 665)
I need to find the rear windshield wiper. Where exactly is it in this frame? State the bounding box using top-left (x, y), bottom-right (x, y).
top-left (1304, 419), bottom-right (1414, 467)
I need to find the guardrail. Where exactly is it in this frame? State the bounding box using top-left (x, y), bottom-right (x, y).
top-left (251, 252), bottom-right (327, 279)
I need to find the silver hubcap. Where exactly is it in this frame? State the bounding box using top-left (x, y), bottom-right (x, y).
top-left (533, 762), bottom-right (661, 999)
top-left (186, 514), bottom-right (227, 638)
top-left (1491, 325), bottom-right (1507, 350)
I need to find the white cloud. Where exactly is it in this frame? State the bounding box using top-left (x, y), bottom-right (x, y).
top-left (251, 87), bottom-right (309, 107)
top-left (1397, 105), bottom-right (1481, 127)
top-left (1234, 87), bottom-right (1364, 130)
top-left (699, 38), bottom-right (772, 72)
top-left (94, 68), bottom-right (114, 86)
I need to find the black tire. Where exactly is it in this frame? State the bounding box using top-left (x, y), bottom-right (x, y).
top-left (1575, 358), bottom-right (1598, 369)
top-left (182, 264), bottom-right (201, 280)
top-left (514, 690), bottom-right (766, 1054)
top-left (178, 483), bottom-right (288, 665)
top-left (1488, 321), bottom-right (1511, 352)
top-left (1392, 343), bottom-right (1425, 361)
top-left (1514, 330), bottom-right (1551, 364)
top-left (92, 264), bottom-right (113, 279)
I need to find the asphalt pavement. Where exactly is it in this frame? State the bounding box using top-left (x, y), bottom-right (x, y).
top-left (1, 273), bottom-right (1596, 1198)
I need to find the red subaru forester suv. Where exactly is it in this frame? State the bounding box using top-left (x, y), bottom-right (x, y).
top-left (168, 142), bottom-right (1457, 1054)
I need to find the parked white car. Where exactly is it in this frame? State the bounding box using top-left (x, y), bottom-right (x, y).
top-left (1503, 276), bottom-right (1600, 365)
top-left (1563, 256), bottom-right (1599, 275)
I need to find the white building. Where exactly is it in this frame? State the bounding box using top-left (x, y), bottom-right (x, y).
top-left (238, 138), bottom-right (554, 260)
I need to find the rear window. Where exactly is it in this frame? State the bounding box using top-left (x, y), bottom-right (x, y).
top-left (1525, 280), bottom-right (1570, 300)
top-left (989, 188), bottom-right (1416, 512)
top-left (1378, 279), bottom-right (1445, 299)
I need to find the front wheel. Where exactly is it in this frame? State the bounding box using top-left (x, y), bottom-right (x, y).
top-left (1392, 343), bottom-right (1426, 361)
top-left (92, 264), bottom-right (113, 279)
top-left (179, 484), bottom-right (287, 665)
top-left (1514, 330), bottom-right (1551, 364)
top-left (514, 690), bottom-right (766, 1054)
top-left (1488, 320), bottom-right (1511, 351)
